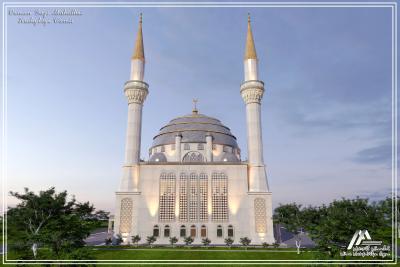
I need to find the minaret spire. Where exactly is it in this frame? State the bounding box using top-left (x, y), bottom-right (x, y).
top-left (130, 13), bottom-right (145, 81)
top-left (132, 13), bottom-right (145, 61)
top-left (244, 13), bottom-right (257, 60)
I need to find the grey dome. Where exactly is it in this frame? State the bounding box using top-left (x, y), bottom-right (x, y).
top-left (152, 113), bottom-right (238, 148)
top-left (149, 153), bottom-right (167, 162)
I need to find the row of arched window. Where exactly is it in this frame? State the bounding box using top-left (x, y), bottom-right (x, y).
top-left (150, 144), bottom-right (239, 154)
top-left (152, 225), bottom-right (234, 238)
top-left (160, 172), bottom-right (228, 222)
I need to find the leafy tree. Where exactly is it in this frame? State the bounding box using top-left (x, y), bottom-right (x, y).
top-left (305, 198), bottom-right (388, 257)
top-left (273, 203), bottom-right (304, 254)
top-left (7, 187), bottom-right (100, 259)
top-left (224, 237), bottom-right (234, 248)
top-left (262, 242), bottom-right (269, 248)
top-left (131, 235), bottom-right (141, 247)
top-left (274, 197), bottom-right (394, 258)
top-left (184, 236), bottom-right (194, 246)
top-left (146, 236), bottom-right (157, 247)
top-left (169, 236), bottom-right (178, 247)
top-left (239, 237), bottom-right (251, 249)
top-left (202, 238), bottom-right (211, 247)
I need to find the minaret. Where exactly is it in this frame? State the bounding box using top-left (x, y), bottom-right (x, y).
top-left (240, 14), bottom-right (269, 192)
top-left (120, 14), bottom-right (149, 192)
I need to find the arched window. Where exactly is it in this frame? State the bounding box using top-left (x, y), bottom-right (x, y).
top-left (217, 225), bottom-right (223, 238)
top-left (211, 172), bottom-right (228, 221)
top-left (183, 152), bottom-right (204, 162)
top-left (179, 173), bottom-right (188, 221)
top-left (153, 225), bottom-right (160, 237)
top-left (197, 143), bottom-right (204, 150)
top-left (188, 173), bottom-right (198, 221)
top-left (164, 225), bottom-right (170, 237)
top-left (161, 145), bottom-right (165, 152)
top-left (228, 225), bottom-right (234, 237)
top-left (184, 143), bottom-right (190, 150)
top-left (190, 225), bottom-right (197, 238)
top-left (159, 172), bottom-right (176, 221)
top-left (199, 173), bottom-right (208, 221)
top-left (201, 225), bottom-right (207, 238)
top-left (180, 225), bottom-right (186, 237)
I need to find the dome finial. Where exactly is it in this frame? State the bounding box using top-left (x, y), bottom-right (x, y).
top-left (244, 13), bottom-right (257, 60)
top-left (192, 98), bottom-right (198, 114)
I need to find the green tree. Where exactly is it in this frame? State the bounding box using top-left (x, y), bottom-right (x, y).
top-left (146, 236), bottom-right (157, 247)
top-left (184, 236), bottom-right (194, 246)
top-left (131, 235), bottom-right (141, 247)
top-left (239, 237), bottom-right (251, 249)
top-left (224, 237), bottom-right (234, 248)
top-left (202, 238), bottom-right (211, 247)
top-left (273, 203), bottom-right (304, 254)
top-left (305, 198), bottom-right (385, 257)
top-left (169, 236), bottom-right (178, 247)
top-left (7, 187), bottom-right (101, 259)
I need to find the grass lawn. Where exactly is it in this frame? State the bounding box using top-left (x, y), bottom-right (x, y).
top-left (5, 246), bottom-right (396, 266)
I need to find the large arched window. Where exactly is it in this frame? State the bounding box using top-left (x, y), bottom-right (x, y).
top-left (164, 225), bottom-right (170, 237)
top-left (201, 225), bottom-right (207, 238)
top-left (188, 173), bottom-right (198, 221)
top-left (179, 173), bottom-right (188, 221)
top-left (199, 173), bottom-right (208, 221)
top-left (211, 172), bottom-right (228, 221)
top-left (159, 172), bottom-right (176, 221)
top-left (190, 225), bottom-right (197, 238)
top-left (228, 225), bottom-right (234, 237)
top-left (153, 225), bottom-right (160, 237)
top-left (180, 225), bottom-right (186, 237)
top-left (217, 225), bottom-right (223, 238)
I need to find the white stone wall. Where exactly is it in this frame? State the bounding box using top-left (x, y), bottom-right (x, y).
top-left (114, 163), bottom-right (274, 245)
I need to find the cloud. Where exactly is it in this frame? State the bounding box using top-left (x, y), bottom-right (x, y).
top-left (352, 143), bottom-right (392, 166)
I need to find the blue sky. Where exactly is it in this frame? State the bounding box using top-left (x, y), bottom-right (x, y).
top-left (4, 5), bottom-right (394, 212)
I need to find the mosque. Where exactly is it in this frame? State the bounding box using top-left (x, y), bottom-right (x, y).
top-left (112, 14), bottom-right (275, 245)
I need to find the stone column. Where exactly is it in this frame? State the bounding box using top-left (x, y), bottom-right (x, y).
top-left (206, 133), bottom-right (213, 162)
top-left (175, 133), bottom-right (182, 162)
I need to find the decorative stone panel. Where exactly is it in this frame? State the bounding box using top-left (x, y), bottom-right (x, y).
top-left (120, 198), bottom-right (133, 233)
top-left (254, 198), bottom-right (267, 233)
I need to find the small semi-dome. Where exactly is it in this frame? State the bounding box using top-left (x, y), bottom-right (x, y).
top-left (219, 152), bottom-right (240, 162)
top-left (149, 152), bottom-right (167, 162)
top-left (152, 112), bottom-right (238, 149)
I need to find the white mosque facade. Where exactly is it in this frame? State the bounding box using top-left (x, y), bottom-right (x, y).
top-left (112, 15), bottom-right (275, 245)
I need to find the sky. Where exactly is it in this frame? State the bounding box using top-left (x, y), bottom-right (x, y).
top-left (3, 4), bottom-right (394, 212)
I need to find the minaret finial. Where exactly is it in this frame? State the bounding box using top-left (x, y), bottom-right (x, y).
top-left (132, 13), bottom-right (145, 61)
top-left (244, 13), bottom-right (257, 60)
top-left (192, 98), bottom-right (198, 114)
